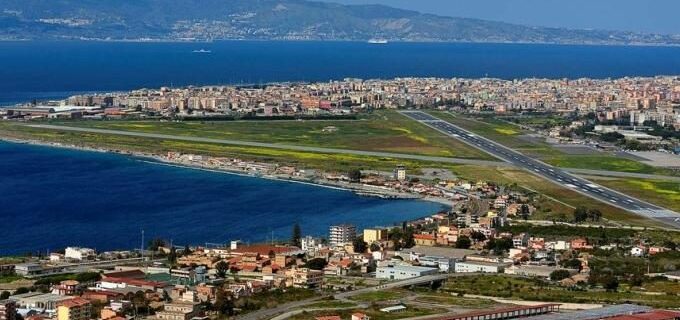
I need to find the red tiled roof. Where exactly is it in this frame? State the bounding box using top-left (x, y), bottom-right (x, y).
top-left (414, 234), bottom-right (436, 240)
top-left (58, 298), bottom-right (91, 308)
top-left (232, 245), bottom-right (300, 256)
top-left (102, 277), bottom-right (165, 288)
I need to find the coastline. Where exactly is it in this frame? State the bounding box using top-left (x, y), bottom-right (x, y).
top-left (0, 136), bottom-right (454, 208)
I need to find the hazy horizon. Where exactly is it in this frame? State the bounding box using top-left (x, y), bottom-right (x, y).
top-left (322, 0), bottom-right (680, 35)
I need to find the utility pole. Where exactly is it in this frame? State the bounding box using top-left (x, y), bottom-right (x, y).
top-left (141, 229), bottom-right (145, 264)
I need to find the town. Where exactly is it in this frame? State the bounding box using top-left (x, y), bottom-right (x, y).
top-left (3, 76), bottom-right (679, 153)
top-left (2, 188), bottom-right (680, 320)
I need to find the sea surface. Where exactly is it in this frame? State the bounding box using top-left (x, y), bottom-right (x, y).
top-left (2, 41), bottom-right (680, 105)
top-left (0, 142), bottom-right (446, 255)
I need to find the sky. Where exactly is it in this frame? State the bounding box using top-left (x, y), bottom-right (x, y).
top-left (321, 0), bottom-right (680, 34)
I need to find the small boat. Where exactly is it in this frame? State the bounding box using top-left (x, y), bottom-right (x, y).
top-left (192, 49), bottom-right (212, 53)
top-left (368, 39), bottom-right (388, 44)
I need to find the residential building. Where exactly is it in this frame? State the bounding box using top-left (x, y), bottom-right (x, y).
top-left (363, 228), bottom-right (387, 243)
top-left (376, 265), bottom-right (438, 280)
top-left (155, 302), bottom-right (200, 320)
top-left (394, 165), bottom-right (407, 181)
top-left (52, 280), bottom-right (80, 296)
top-left (284, 267), bottom-right (324, 289)
top-left (413, 234), bottom-right (436, 246)
top-left (57, 298), bottom-right (91, 320)
top-left (64, 247), bottom-right (96, 261)
top-left (329, 224), bottom-right (356, 247)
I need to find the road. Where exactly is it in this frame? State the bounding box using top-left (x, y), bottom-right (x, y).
top-left (400, 111), bottom-right (680, 229)
top-left (25, 124), bottom-right (508, 167)
top-left (237, 274), bottom-right (450, 320)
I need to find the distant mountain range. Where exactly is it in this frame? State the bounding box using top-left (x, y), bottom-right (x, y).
top-left (2, 0), bottom-right (679, 45)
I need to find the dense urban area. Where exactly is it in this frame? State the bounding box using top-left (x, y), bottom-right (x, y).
top-left (1, 76), bottom-right (680, 320)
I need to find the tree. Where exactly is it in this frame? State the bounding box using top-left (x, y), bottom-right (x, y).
top-left (348, 169), bottom-right (362, 183)
top-left (470, 231), bottom-right (487, 243)
top-left (304, 258), bottom-right (328, 270)
top-left (291, 223), bottom-right (302, 248)
top-left (213, 289), bottom-right (234, 316)
top-left (183, 245), bottom-right (192, 256)
top-left (168, 246), bottom-right (177, 264)
top-left (15, 287), bottom-right (29, 295)
top-left (353, 237), bottom-right (368, 253)
top-left (485, 237), bottom-right (513, 255)
top-left (369, 243), bottom-right (381, 252)
top-left (215, 261), bottom-right (229, 278)
top-left (573, 207), bottom-right (589, 223)
top-left (602, 275), bottom-right (619, 292)
top-left (561, 258), bottom-right (582, 271)
top-left (520, 204), bottom-right (530, 220)
top-left (455, 236), bottom-right (472, 249)
top-left (148, 238), bottom-right (166, 252)
top-left (550, 269), bottom-right (571, 281)
top-left (0, 291), bottom-right (9, 300)
top-left (588, 209), bottom-right (602, 222)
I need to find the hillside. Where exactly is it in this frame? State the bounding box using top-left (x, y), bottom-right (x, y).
top-left (1, 0), bottom-right (679, 45)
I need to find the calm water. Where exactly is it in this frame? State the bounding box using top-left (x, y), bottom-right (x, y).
top-left (0, 142), bottom-right (446, 255)
top-left (2, 41), bottom-right (680, 105)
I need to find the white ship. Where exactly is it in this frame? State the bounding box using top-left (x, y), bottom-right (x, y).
top-left (367, 39), bottom-right (388, 44)
top-left (192, 49), bottom-right (212, 53)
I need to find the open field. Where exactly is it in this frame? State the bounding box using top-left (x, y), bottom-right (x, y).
top-left (443, 275), bottom-right (680, 309)
top-left (427, 111), bottom-right (673, 176)
top-left (53, 111), bottom-right (492, 160)
top-left (0, 121), bottom-right (661, 227)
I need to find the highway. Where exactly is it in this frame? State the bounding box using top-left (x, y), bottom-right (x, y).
top-left (400, 111), bottom-right (680, 229)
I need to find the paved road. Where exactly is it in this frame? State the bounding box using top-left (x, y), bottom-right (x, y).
top-left (333, 274), bottom-right (450, 300)
top-left (400, 111), bottom-right (680, 229)
top-left (236, 274), bottom-right (450, 320)
top-left (25, 124), bottom-right (509, 167)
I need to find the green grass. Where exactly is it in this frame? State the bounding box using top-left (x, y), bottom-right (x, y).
top-left (349, 290), bottom-right (406, 303)
top-left (545, 155), bottom-right (664, 174)
top-left (444, 275), bottom-right (680, 309)
top-left (414, 294), bottom-right (495, 308)
top-left (51, 110), bottom-right (491, 160)
top-left (591, 178), bottom-right (680, 212)
top-left (0, 275), bottom-right (23, 284)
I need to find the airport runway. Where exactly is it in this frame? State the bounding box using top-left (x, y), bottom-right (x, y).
top-left (400, 111), bottom-right (680, 229)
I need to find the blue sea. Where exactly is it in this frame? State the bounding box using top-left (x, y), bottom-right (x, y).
top-left (2, 41), bottom-right (680, 105)
top-left (2, 40), bottom-right (680, 255)
top-left (0, 142), bottom-right (446, 255)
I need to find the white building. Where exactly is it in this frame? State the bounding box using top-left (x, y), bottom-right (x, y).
top-left (301, 236), bottom-right (321, 252)
top-left (376, 265), bottom-right (438, 280)
top-left (454, 261), bottom-right (506, 274)
top-left (329, 224), bottom-right (356, 247)
top-left (418, 256), bottom-right (456, 273)
top-left (65, 247), bottom-right (96, 261)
